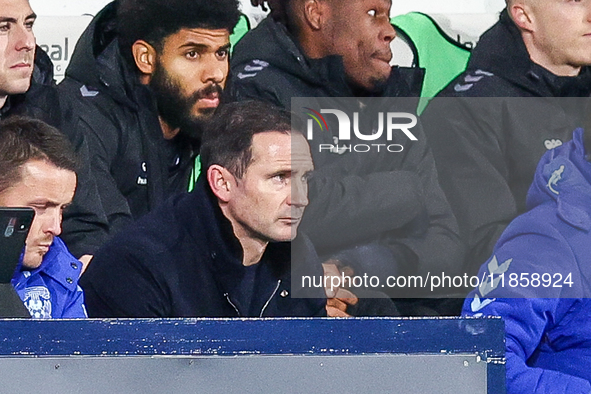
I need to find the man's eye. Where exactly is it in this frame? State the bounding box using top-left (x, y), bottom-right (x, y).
top-left (368, 9), bottom-right (376, 17)
top-left (0, 23), bottom-right (10, 32)
top-left (273, 174), bottom-right (287, 182)
top-left (186, 51), bottom-right (199, 59)
top-left (25, 21), bottom-right (34, 30)
top-left (30, 205), bottom-right (47, 214)
top-left (216, 49), bottom-right (229, 59)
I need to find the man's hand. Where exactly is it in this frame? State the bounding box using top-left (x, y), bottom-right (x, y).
top-left (323, 261), bottom-right (358, 317)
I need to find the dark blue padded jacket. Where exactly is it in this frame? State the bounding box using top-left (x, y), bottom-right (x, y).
top-left (81, 178), bottom-right (327, 318)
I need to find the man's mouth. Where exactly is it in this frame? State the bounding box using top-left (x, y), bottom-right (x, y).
top-left (198, 93), bottom-right (219, 107)
top-left (34, 237), bottom-right (53, 251)
top-left (279, 217), bottom-right (302, 225)
top-left (373, 51), bottom-right (393, 65)
top-left (372, 44), bottom-right (393, 60)
top-left (11, 62), bottom-right (31, 69)
top-left (35, 244), bottom-right (51, 255)
top-left (194, 84), bottom-right (223, 107)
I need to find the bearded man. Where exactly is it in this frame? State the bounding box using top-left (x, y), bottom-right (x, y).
top-left (57, 0), bottom-right (241, 261)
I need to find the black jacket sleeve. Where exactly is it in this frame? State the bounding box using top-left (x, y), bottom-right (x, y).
top-left (421, 96), bottom-right (513, 274)
top-left (79, 231), bottom-right (169, 318)
top-left (58, 81), bottom-right (136, 256)
top-left (60, 118), bottom-right (112, 257)
top-left (389, 121), bottom-right (465, 277)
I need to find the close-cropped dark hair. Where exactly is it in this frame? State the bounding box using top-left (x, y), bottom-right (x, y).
top-left (117, 0), bottom-right (241, 67)
top-left (0, 117), bottom-right (78, 194)
top-left (201, 101), bottom-right (304, 179)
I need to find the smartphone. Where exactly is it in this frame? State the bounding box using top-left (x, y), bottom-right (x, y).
top-left (0, 207), bottom-right (35, 283)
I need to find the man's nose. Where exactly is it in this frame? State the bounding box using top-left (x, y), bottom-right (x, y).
top-left (289, 180), bottom-right (309, 208)
top-left (201, 55), bottom-right (227, 84)
top-left (382, 21), bottom-right (396, 44)
top-left (43, 211), bottom-right (62, 236)
top-left (15, 25), bottom-right (35, 52)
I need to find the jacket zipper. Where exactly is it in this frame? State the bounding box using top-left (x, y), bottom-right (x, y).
top-left (224, 293), bottom-right (240, 317)
top-left (259, 280), bottom-right (281, 317)
top-left (224, 279), bottom-right (282, 317)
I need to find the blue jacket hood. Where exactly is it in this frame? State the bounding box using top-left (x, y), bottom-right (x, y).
top-left (526, 128), bottom-right (591, 231)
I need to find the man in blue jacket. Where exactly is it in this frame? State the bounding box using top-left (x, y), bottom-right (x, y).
top-left (462, 123), bottom-right (591, 392)
top-left (80, 101), bottom-right (326, 317)
top-left (0, 117), bottom-right (86, 318)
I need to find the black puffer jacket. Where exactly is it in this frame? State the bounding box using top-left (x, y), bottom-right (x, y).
top-left (58, 2), bottom-right (197, 257)
top-left (1, 46), bottom-right (61, 127)
top-left (229, 17), bottom-right (464, 284)
top-left (421, 9), bottom-right (591, 274)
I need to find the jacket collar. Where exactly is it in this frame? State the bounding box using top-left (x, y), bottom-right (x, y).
top-left (1, 45), bottom-right (56, 120)
top-left (469, 9), bottom-right (591, 97)
top-left (177, 179), bottom-right (291, 294)
top-left (14, 237), bottom-right (81, 292)
top-left (232, 16), bottom-right (424, 98)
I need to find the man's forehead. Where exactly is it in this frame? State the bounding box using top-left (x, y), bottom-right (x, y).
top-left (0, 160), bottom-right (76, 205)
top-left (20, 161), bottom-right (71, 182)
top-left (332, 0), bottom-right (391, 11)
top-left (251, 131), bottom-right (291, 156)
top-left (0, 0), bottom-right (34, 19)
top-left (165, 27), bottom-right (230, 48)
top-left (250, 132), bottom-right (311, 166)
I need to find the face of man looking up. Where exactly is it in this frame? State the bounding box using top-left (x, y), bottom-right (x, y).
top-left (324, 0), bottom-right (396, 91)
top-left (291, 0), bottom-right (396, 92)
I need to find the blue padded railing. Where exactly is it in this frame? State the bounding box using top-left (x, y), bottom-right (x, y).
top-left (0, 317), bottom-right (505, 393)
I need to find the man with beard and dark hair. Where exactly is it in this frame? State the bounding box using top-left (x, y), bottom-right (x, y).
top-left (57, 0), bottom-right (241, 264)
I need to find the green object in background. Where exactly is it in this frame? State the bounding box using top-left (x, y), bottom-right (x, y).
top-left (188, 155), bottom-right (201, 192)
top-left (230, 14), bottom-right (251, 52)
top-left (391, 12), bottom-right (471, 114)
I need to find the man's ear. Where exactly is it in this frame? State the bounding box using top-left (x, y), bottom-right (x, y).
top-left (132, 40), bottom-right (158, 76)
top-left (302, 0), bottom-right (324, 30)
top-left (509, 3), bottom-right (534, 32)
top-left (207, 165), bottom-right (234, 203)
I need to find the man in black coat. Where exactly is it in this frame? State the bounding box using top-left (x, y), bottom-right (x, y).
top-left (80, 101), bottom-right (326, 318)
top-left (421, 0), bottom-right (591, 274)
top-left (0, 0), bottom-right (60, 127)
top-left (229, 0), bottom-right (464, 313)
top-left (58, 0), bottom-right (241, 264)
